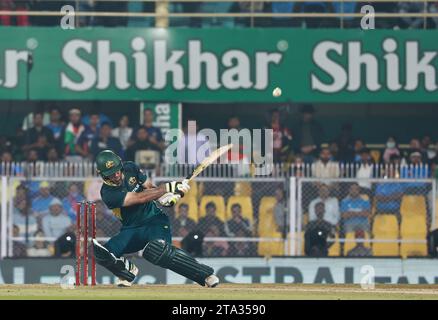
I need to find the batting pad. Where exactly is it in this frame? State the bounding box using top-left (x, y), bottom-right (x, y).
top-left (143, 240), bottom-right (214, 286)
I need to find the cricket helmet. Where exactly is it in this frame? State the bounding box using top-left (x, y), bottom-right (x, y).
top-left (96, 150), bottom-right (123, 178)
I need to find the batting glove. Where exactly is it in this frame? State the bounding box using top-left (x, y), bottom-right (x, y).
top-left (158, 192), bottom-right (181, 207)
top-left (165, 180), bottom-right (190, 197)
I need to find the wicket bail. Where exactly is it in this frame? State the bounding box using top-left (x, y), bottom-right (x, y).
top-left (76, 201), bottom-right (97, 286)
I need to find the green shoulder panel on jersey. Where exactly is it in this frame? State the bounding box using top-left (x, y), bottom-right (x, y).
top-left (100, 161), bottom-right (163, 228)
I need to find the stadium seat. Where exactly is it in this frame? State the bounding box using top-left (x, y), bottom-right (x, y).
top-left (234, 181), bottom-right (252, 197)
top-left (226, 196), bottom-right (254, 224)
top-left (174, 197), bottom-right (199, 222)
top-left (257, 197), bottom-right (277, 236)
top-left (257, 240), bottom-right (284, 257)
top-left (344, 231), bottom-right (371, 254)
top-left (400, 214), bottom-right (428, 257)
top-left (257, 196), bottom-right (284, 256)
top-left (372, 214), bottom-right (399, 256)
top-left (186, 180), bottom-right (198, 200)
top-left (199, 195), bottom-right (226, 221)
top-left (434, 199), bottom-right (438, 229)
top-left (328, 233), bottom-right (340, 256)
top-left (400, 195), bottom-right (427, 218)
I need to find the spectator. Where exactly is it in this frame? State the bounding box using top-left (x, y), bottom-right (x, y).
top-left (309, 184), bottom-right (340, 226)
top-left (81, 110), bottom-right (113, 128)
top-left (346, 229), bottom-right (373, 257)
top-left (0, 135), bottom-right (12, 156)
top-left (94, 0), bottom-right (128, 26)
top-left (22, 112), bottom-right (55, 157)
top-left (76, 113), bottom-right (101, 159)
top-left (0, 0), bottom-right (14, 26)
top-left (396, 2), bottom-right (428, 29)
top-left (173, 203), bottom-right (196, 237)
top-left (64, 109), bottom-right (88, 162)
top-left (126, 127), bottom-right (159, 161)
top-left (46, 147), bottom-right (60, 162)
top-left (25, 149), bottom-right (39, 163)
top-left (228, 229), bottom-right (255, 256)
top-left (426, 143), bottom-right (437, 165)
top-left (31, 181), bottom-right (55, 217)
top-left (401, 151), bottom-right (430, 193)
top-left (202, 225), bottom-right (229, 257)
top-left (62, 183), bottom-right (85, 222)
top-left (328, 141), bottom-right (339, 161)
top-left (14, 183), bottom-right (28, 203)
top-left (41, 198), bottom-right (72, 239)
top-left (431, 2), bottom-right (438, 28)
top-left (45, 107), bottom-right (65, 154)
top-left (304, 202), bottom-right (335, 257)
top-left (375, 167), bottom-right (404, 221)
top-left (95, 200), bottom-right (121, 237)
top-left (383, 136), bottom-right (401, 164)
top-left (267, 109), bottom-right (292, 163)
top-left (356, 148), bottom-right (375, 193)
top-left (298, 1), bottom-right (333, 28)
top-left (227, 116), bottom-right (241, 130)
top-left (78, 0), bottom-right (95, 26)
top-left (90, 122), bottom-right (123, 160)
top-left (274, 188), bottom-right (288, 235)
top-left (234, 0), bottom-right (265, 27)
top-left (313, 147), bottom-right (340, 179)
top-left (12, 225), bottom-right (27, 258)
top-left (27, 231), bottom-right (52, 257)
top-left (404, 138), bottom-right (425, 161)
top-left (112, 115), bottom-right (133, 151)
top-left (21, 106), bottom-right (50, 131)
top-left (135, 109), bottom-right (165, 152)
top-left (1, 0), bottom-right (29, 26)
top-left (225, 204), bottom-right (252, 237)
top-left (336, 123), bottom-right (355, 163)
top-left (293, 104), bottom-right (323, 164)
top-left (340, 183), bottom-right (371, 234)
top-left (421, 135), bottom-right (432, 153)
top-left (13, 198), bottom-right (38, 242)
top-left (33, 135), bottom-right (52, 161)
top-left (292, 154), bottom-right (305, 177)
top-left (353, 139), bottom-right (365, 163)
top-left (197, 202), bottom-right (226, 236)
top-left (1, 150), bottom-right (13, 163)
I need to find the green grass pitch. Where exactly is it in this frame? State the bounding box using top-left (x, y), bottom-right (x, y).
top-left (0, 284), bottom-right (438, 300)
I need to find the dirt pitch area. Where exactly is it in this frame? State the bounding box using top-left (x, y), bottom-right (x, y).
top-left (1, 284), bottom-right (438, 299)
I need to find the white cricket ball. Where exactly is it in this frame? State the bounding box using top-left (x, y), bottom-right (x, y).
top-left (273, 87), bottom-right (282, 97)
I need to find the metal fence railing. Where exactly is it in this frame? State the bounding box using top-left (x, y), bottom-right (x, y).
top-left (1, 0), bottom-right (438, 29)
top-left (0, 161), bottom-right (433, 179)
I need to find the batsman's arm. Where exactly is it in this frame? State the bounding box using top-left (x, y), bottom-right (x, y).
top-left (123, 185), bottom-right (167, 207)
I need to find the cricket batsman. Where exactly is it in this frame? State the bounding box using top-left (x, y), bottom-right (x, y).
top-left (92, 149), bottom-right (219, 288)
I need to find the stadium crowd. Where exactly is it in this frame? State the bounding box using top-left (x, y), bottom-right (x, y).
top-left (1, 104), bottom-right (437, 174)
top-left (1, 104), bottom-right (436, 259)
top-left (1, 0), bottom-right (438, 29)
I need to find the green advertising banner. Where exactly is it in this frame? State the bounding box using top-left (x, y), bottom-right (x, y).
top-left (0, 27), bottom-right (437, 102)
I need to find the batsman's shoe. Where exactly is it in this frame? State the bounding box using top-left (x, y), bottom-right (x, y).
top-left (116, 261), bottom-right (139, 287)
top-left (205, 274), bottom-right (219, 288)
top-left (92, 239), bottom-right (137, 282)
